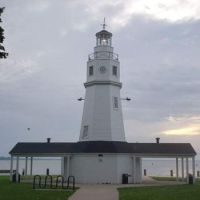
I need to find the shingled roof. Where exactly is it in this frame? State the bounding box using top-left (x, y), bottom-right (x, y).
top-left (9, 141), bottom-right (196, 156)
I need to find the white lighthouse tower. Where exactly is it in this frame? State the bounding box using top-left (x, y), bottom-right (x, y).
top-left (79, 21), bottom-right (125, 142)
top-left (61, 21), bottom-right (142, 184)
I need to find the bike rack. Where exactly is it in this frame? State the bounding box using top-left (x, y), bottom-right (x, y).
top-left (33, 175), bottom-right (41, 189)
top-left (55, 175), bottom-right (64, 188)
top-left (67, 176), bottom-right (75, 190)
top-left (43, 175), bottom-right (52, 188)
top-left (33, 175), bottom-right (75, 190)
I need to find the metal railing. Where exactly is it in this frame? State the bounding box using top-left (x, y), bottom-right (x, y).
top-left (88, 52), bottom-right (118, 61)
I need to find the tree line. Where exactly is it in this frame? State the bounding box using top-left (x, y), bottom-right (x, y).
top-left (0, 7), bottom-right (8, 59)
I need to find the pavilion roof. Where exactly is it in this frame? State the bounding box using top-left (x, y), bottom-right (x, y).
top-left (9, 141), bottom-right (196, 157)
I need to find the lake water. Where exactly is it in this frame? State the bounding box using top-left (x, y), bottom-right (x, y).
top-left (0, 158), bottom-right (199, 177)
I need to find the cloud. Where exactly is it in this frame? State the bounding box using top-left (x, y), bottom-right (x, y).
top-left (167, 115), bottom-right (200, 123)
top-left (0, 58), bottom-right (38, 85)
top-left (117, 17), bottom-right (200, 125)
top-left (163, 126), bottom-right (200, 136)
top-left (0, 0), bottom-right (200, 156)
top-left (126, 0), bottom-right (200, 22)
top-left (63, 0), bottom-right (200, 29)
top-left (162, 115), bottom-right (200, 136)
top-left (125, 115), bottom-right (200, 144)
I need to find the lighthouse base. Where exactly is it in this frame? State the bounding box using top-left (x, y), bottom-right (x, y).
top-left (61, 154), bottom-right (142, 184)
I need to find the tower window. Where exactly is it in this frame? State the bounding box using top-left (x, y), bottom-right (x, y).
top-left (89, 66), bottom-right (93, 76)
top-left (113, 97), bottom-right (119, 109)
top-left (101, 38), bottom-right (107, 45)
top-left (113, 66), bottom-right (117, 76)
top-left (82, 125), bottom-right (89, 138)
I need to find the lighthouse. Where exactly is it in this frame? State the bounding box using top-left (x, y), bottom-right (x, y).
top-left (79, 21), bottom-right (125, 142)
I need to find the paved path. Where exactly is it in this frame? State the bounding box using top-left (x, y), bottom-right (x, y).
top-left (69, 184), bottom-right (118, 200)
top-left (69, 177), bottom-right (186, 200)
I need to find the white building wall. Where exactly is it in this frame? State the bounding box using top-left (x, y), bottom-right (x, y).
top-left (80, 85), bottom-right (112, 141)
top-left (65, 154), bottom-right (142, 184)
top-left (80, 84), bottom-right (125, 141)
top-left (70, 154), bottom-right (118, 183)
top-left (116, 155), bottom-right (132, 183)
top-left (86, 59), bottom-right (120, 83)
top-left (110, 86), bottom-right (125, 141)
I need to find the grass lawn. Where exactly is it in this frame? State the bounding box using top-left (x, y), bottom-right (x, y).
top-left (118, 179), bottom-right (200, 200)
top-left (151, 176), bottom-right (178, 181)
top-left (0, 176), bottom-right (74, 200)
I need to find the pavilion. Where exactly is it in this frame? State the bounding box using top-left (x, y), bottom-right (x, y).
top-left (9, 140), bottom-right (196, 183)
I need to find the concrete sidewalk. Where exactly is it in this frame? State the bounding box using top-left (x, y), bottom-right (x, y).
top-left (69, 177), bottom-right (186, 200)
top-left (69, 184), bottom-right (118, 200)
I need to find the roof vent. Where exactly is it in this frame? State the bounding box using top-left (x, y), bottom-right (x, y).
top-left (47, 138), bottom-right (51, 143)
top-left (156, 137), bottom-right (160, 144)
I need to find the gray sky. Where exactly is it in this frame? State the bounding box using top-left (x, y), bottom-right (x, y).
top-left (0, 0), bottom-right (200, 157)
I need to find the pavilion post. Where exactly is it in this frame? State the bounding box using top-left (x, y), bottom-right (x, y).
top-left (176, 157), bottom-right (179, 181)
top-left (186, 157), bottom-right (189, 183)
top-left (192, 156), bottom-right (195, 183)
top-left (16, 156), bottom-right (19, 182)
top-left (30, 157), bottom-right (33, 175)
top-left (25, 157), bottom-right (28, 176)
top-left (181, 157), bottom-right (184, 182)
top-left (138, 157), bottom-right (142, 183)
top-left (66, 155), bottom-right (70, 178)
top-left (61, 157), bottom-right (64, 176)
top-left (132, 156), bottom-right (136, 184)
top-left (10, 155), bottom-right (14, 181)
top-left (131, 156), bottom-right (134, 183)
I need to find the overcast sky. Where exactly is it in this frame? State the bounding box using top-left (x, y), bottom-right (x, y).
top-left (0, 0), bottom-right (200, 158)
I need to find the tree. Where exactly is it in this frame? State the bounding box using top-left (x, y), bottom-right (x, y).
top-left (0, 7), bottom-right (8, 59)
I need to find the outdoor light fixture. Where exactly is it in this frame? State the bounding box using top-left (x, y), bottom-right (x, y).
top-left (121, 97), bottom-right (131, 101)
top-left (77, 97), bottom-right (85, 101)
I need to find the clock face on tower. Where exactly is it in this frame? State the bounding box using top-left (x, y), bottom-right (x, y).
top-left (99, 66), bottom-right (106, 73)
